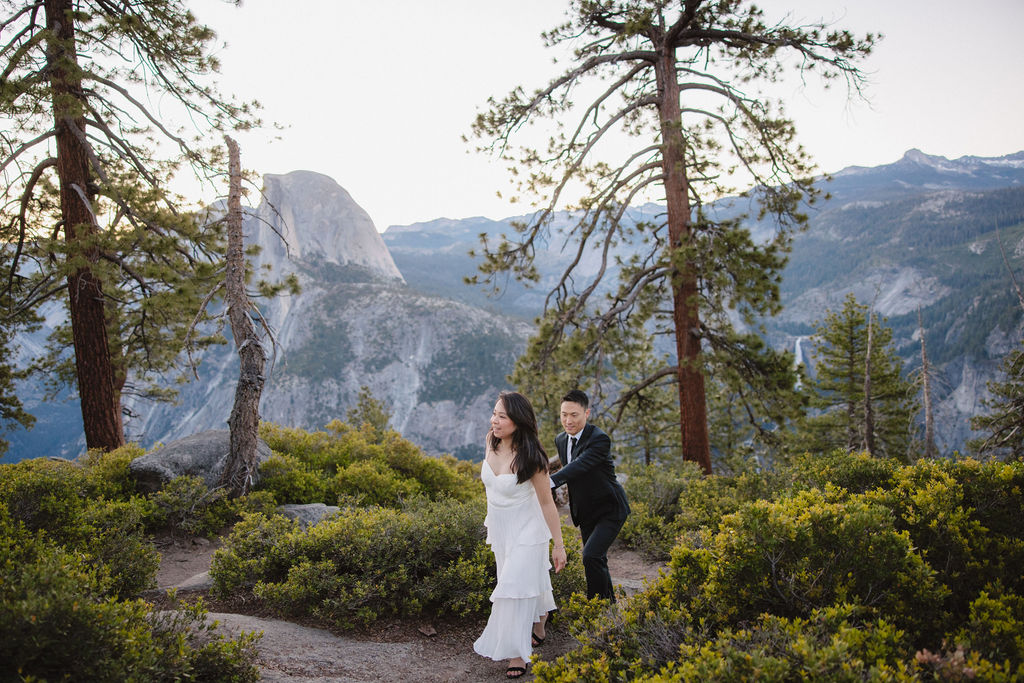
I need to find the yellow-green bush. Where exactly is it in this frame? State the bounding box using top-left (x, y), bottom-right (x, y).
top-left (629, 605), bottom-right (916, 683)
top-left (332, 459), bottom-right (422, 506)
top-left (0, 457), bottom-right (159, 597)
top-left (256, 421), bottom-right (481, 507)
top-left (787, 449), bottom-right (900, 494)
top-left (0, 509), bottom-right (259, 682)
top-left (258, 453), bottom-right (331, 503)
top-left (620, 460), bottom-right (771, 559)
top-left (533, 454), bottom-right (1024, 681)
top-left (212, 499), bottom-right (585, 628)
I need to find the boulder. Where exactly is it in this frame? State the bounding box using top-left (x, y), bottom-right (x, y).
top-left (277, 503), bottom-right (340, 528)
top-left (129, 429), bottom-right (274, 493)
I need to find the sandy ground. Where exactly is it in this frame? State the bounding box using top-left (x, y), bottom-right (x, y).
top-left (152, 533), bottom-right (664, 682)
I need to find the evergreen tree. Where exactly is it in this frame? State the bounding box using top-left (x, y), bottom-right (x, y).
top-left (798, 294), bottom-right (918, 461)
top-left (346, 385), bottom-right (393, 435)
top-left (0, 0), bottom-right (260, 450)
top-left (0, 322), bottom-right (35, 455)
top-left (969, 342), bottom-right (1024, 461)
top-left (469, 0), bottom-right (875, 473)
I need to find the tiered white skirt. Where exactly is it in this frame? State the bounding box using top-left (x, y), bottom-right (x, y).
top-left (473, 539), bottom-right (556, 661)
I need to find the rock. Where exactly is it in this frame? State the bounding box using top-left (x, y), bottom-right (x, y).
top-left (175, 570), bottom-right (214, 592)
top-left (277, 503), bottom-right (340, 527)
top-left (128, 429), bottom-right (273, 493)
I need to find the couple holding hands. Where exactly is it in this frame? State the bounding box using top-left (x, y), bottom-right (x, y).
top-left (473, 390), bottom-right (631, 678)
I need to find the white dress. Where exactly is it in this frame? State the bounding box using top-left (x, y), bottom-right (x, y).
top-left (473, 460), bottom-right (557, 662)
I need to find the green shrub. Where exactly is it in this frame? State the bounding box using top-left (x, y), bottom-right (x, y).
top-left (700, 489), bottom-right (940, 631)
top-left (257, 453), bottom-right (331, 504)
top-left (82, 498), bottom-right (161, 597)
top-left (866, 458), bottom-right (1024, 634)
top-left (0, 514), bottom-right (258, 682)
top-left (787, 449), bottom-right (900, 495)
top-left (256, 421), bottom-right (482, 507)
top-left (213, 497), bottom-right (584, 628)
top-left (951, 588), bottom-right (1024, 666)
top-left (619, 501), bottom-right (681, 560)
top-left (619, 462), bottom-right (773, 560)
top-left (0, 458), bottom-right (159, 597)
top-left (259, 422), bottom-right (353, 472)
top-left (629, 605), bottom-right (916, 683)
top-left (210, 511), bottom-right (301, 595)
top-left (379, 432), bottom-right (478, 501)
top-left (149, 475), bottom-right (231, 539)
top-left (0, 457), bottom-right (91, 533)
top-left (80, 444), bottom-right (146, 499)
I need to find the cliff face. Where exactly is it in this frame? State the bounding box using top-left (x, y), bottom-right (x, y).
top-left (5, 171), bottom-right (528, 462)
top-left (122, 171), bottom-right (528, 456)
top-left (7, 153), bottom-right (1024, 462)
top-left (384, 151), bottom-right (1024, 455)
top-left (252, 170), bottom-right (403, 283)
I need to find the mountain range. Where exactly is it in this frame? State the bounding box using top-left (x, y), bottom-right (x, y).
top-left (4, 149), bottom-right (1023, 462)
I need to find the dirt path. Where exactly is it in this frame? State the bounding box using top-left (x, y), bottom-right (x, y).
top-left (154, 536), bottom-right (663, 682)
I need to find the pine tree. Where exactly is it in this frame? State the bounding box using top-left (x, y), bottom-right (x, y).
top-left (969, 343), bottom-right (1024, 461)
top-left (469, 0), bottom-right (876, 473)
top-left (798, 294), bottom-right (918, 460)
top-left (346, 385), bottom-right (393, 436)
top-left (0, 0), bottom-right (260, 450)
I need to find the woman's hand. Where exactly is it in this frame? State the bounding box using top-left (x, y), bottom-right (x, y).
top-left (551, 545), bottom-right (567, 573)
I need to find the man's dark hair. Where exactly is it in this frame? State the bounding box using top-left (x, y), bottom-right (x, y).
top-left (561, 389), bottom-right (589, 409)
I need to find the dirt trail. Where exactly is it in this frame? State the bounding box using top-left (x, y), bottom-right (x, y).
top-left (154, 536), bottom-right (664, 682)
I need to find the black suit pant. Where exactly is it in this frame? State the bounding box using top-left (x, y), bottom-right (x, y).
top-left (579, 514), bottom-right (626, 602)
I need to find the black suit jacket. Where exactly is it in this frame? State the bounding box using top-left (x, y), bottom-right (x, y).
top-left (550, 423), bottom-right (630, 527)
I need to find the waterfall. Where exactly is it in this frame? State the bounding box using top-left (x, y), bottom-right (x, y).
top-left (793, 336), bottom-right (806, 389)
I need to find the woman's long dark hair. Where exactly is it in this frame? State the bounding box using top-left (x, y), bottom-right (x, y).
top-left (490, 391), bottom-right (549, 484)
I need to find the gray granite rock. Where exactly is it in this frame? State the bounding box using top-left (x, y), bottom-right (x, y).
top-left (277, 503), bottom-right (340, 528)
top-left (129, 429), bottom-right (273, 493)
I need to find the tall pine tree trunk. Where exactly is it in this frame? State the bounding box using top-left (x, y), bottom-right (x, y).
top-left (863, 311), bottom-right (876, 456)
top-left (656, 45), bottom-right (711, 475)
top-left (45, 0), bottom-right (123, 451)
top-left (219, 137), bottom-right (266, 496)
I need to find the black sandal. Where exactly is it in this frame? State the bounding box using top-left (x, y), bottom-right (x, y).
top-left (531, 631), bottom-right (545, 647)
top-left (506, 664), bottom-right (528, 678)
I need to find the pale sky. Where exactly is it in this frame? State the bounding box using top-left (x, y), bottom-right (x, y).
top-left (191, 0), bottom-right (1024, 231)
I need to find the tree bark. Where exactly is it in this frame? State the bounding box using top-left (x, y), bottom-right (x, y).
top-left (863, 311), bottom-right (876, 456)
top-left (219, 136), bottom-right (266, 497)
top-left (45, 0), bottom-right (123, 451)
top-left (654, 41), bottom-right (712, 475)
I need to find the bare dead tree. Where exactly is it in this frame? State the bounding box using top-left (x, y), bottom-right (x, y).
top-left (217, 137), bottom-right (266, 497)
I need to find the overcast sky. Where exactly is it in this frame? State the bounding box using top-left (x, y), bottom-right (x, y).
top-left (192, 0), bottom-right (1024, 231)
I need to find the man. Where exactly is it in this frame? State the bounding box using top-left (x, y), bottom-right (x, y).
top-left (550, 389), bottom-right (630, 601)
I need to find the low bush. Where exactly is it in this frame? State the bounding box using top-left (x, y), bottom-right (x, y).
top-left (0, 511), bottom-right (259, 682)
top-left (619, 461), bottom-right (774, 559)
top-left (212, 498), bottom-right (585, 628)
top-left (629, 605), bottom-right (916, 683)
top-left (258, 453), bottom-right (331, 504)
top-left (787, 449), bottom-right (900, 495)
top-left (533, 454), bottom-right (1024, 681)
top-left (257, 421), bottom-right (481, 507)
top-left (0, 457), bottom-right (159, 597)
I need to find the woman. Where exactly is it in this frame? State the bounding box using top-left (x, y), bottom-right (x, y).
top-left (474, 391), bottom-right (567, 679)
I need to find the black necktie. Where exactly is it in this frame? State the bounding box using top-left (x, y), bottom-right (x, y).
top-left (568, 436), bottom-right (577, 461)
